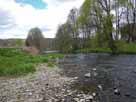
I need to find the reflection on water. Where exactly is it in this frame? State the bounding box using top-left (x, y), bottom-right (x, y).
top-left (59, 53), bottom-right (136, 102)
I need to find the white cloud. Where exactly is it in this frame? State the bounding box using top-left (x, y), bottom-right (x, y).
top-left (0, 0), bottom-right (84, 39)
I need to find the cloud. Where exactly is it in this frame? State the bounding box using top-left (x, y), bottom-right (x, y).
top-left (0, 0), bottom-right (84, 39)
top-left (0, 9), bottom-right (15, 30)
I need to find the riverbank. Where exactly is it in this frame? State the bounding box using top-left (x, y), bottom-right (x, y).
top-left (76, 41), bottom-right (136, 54)
top-left (0, 48), bottom-right (63, 76)
top-left (0, 64), bottom-right (73, 102)
top-left (0, 63), bottom-right (99, 102)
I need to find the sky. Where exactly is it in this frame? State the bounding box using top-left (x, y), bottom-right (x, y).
top-left (0, 0), bottom-right (84, 39)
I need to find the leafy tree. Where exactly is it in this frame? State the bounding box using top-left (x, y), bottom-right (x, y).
top-left (55, 23), bottom-right (73, 53)
top-left (25, 27), bottom-right (44, 51)
top-left (15, 39), bottom-right (24, 47)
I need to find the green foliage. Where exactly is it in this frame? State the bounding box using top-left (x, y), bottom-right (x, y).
top-left (76, 40), bottom-right (136, 54)
top-left (77, 0), bottom-right (92, 25)
top-left (15, 39), bottom-right (24, 47)
top-left (55, 23), bottom-right (73, 53)
top-left (115, 40), bottom-right (136, 54)
top-left (47, 62), bottom-right (55, 68)
top-left (26, 27), bottom-right (44, 51)
top-left (76, 48), bottom-right (112, 53)
top-left (0, 48), bottom-right (63, 76)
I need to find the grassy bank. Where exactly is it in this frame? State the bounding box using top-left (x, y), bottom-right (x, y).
top-left (76, 41), bottom-right (136, 54)
top-left (0, 48), bottom-right (63, 76)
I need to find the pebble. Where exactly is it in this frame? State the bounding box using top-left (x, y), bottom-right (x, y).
top-left (92, 92), bottom-right (96, 97)
top-left (84, 73), bottom-right (91, 78)
top-left (93, 72), bottom-right (98, 77)
top-left (38, 98), bottom-right (43, 101)
top-left (92, 68), bottom-right (97, 71)
top-left (114, 89), bottom-right (120, 95)
top-left (74, 77), bottom-right (78, 80)
top-left (98, 85), bottom-right (103, 90)
top-left (79, 99), bottom-right (85, 102)
top-left (85, 95), bottom-right (93, 100)
top-left (73, 98), bottom-right (79, 102)
top-left (28, 92), bottom-right (32, 96)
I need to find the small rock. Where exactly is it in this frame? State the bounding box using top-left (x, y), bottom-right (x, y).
top-left (85, 95), bottom-right (93, 100)
top-left (93, 72), bottom-right (98, 77)
top-left (92, 92), bottom-right (96, 97)
top-left (28, 92), bottom-right (32, 96)
top-left (67, 90), bottom-right (71, 93)
top-left (84, 73), bottom-right (91, 78)
top-left (38, 98), bottom-right (43, 101)
top-left (68, 92), bottom-right (73, 96)
top-left (25, 90), bottom-right (30, 92)
top-left (61, 89), bottom-right (65, 91)
top-left (98, 85), bottom-right (103, 90)
top-left (73, 98), bottom-right (79, 102)
top-left (114, 89), bottom-right (120, 95)
top-left (74, 77), bottom-right (78, 80)
top-left (79, 99), bottom-right (85, 102)
top-left (77, 94), bottom-right (82, 97)
top-left (92, 68), bottom-right (96, 71)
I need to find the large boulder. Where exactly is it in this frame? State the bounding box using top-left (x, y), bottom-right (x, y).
top-left (25, 27), bottom-right (44, 53)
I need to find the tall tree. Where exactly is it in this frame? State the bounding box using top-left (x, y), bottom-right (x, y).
top-left (55, 23), bottom-right (73, 53)
top-left (67, 8), bottom-right (79, 50)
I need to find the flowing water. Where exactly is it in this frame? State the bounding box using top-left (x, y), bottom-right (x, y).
top-left (59, 53), bottom-right (136, 102)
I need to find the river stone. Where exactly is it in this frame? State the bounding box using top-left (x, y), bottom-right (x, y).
top-left (98, 85), bottom-right (103, 90)
top-left (79, 99), bottom-right (85, 102)
top-left (114, 89), bottom-right (120, 95)
top-left (93, 72), bottom-right (98, 77)
top-left (73, 98), bottom-right (79, 102)
top-left (92, 68), bottom-right (97, 71)
top-left (92, 92), bottom-right (96, 97)
top-left (84, 73), bottom-right (91, 78)
top-left (85, 95), bottom-right (93, 100)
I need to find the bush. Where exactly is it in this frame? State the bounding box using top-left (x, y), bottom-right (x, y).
top-left (115, 40), bottom-right (136, 54)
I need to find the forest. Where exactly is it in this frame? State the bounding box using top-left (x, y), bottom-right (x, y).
top-left (55, 0), bottom-right (136, 53)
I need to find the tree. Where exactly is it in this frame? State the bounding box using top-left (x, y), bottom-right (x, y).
top-left (67, 8), bottom-right (79, 50)
top-left (77, 0), bottom-right (117, 52)
top-left (25, 27), bottom-right (44, 52)
top-left (55, 23), bottom-right (73, 53)
top-left (15, 39), bottom-right (24, 47)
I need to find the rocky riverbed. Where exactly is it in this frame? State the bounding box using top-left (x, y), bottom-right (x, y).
top-left (0, 63), bottom-right (97, 102)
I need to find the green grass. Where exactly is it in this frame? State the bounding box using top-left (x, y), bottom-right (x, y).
top-left (115, 40), bottom-right (136, 54)
top-left (47, 62), bottom-right (55, 68)
top-left (0, 48), bottom-right (63, 76)
top-left (76, 41), bottom-right (136, 54)
top-left (76, 48), bottom-right (112, 53)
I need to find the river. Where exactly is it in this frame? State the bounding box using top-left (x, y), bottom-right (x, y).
top-left (58, 53), bottom-right (136, 102)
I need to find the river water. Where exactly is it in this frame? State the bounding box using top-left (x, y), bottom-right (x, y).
top-left (58, 53), bottom-right (136, 102)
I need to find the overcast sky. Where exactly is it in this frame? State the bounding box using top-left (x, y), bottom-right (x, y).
top-left (0, 0), bottom-right (84, 39)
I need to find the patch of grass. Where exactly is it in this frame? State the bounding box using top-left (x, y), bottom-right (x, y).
top-left (76, 48), bottom-right (112, 53)
top-left (76, 41), bottom-right (136, 54)
top-left (47, 62), bottom-right (55, 68)
top-left (115, 40), bottom-right (136, 54)
top-left (0, 48), bottom-right (63, 76)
